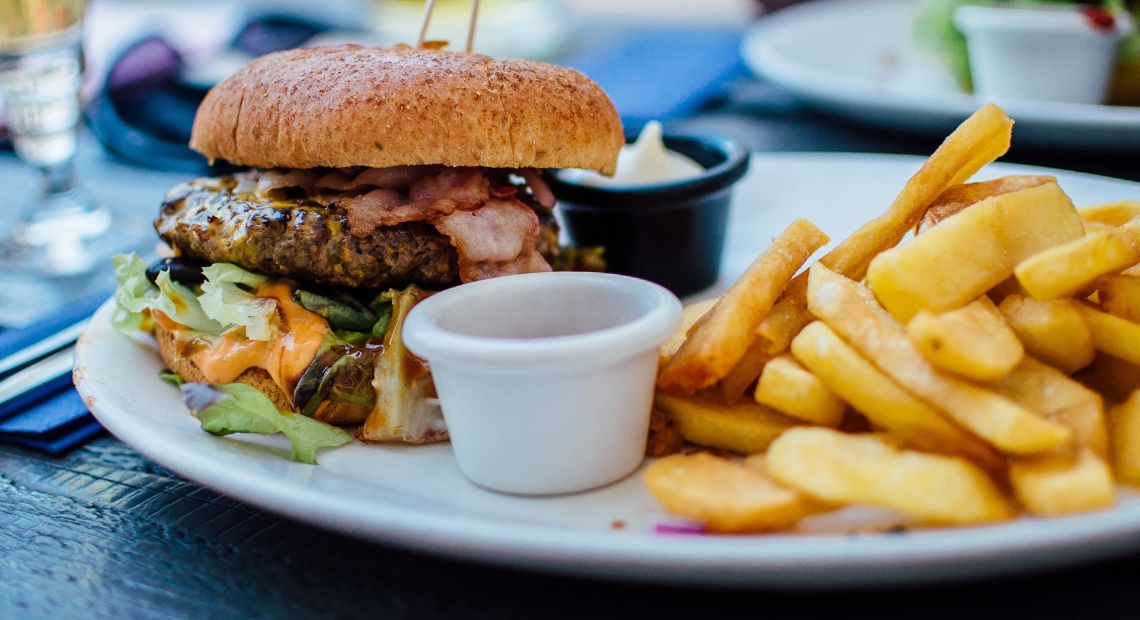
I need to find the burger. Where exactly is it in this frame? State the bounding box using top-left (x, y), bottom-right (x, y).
top-left (112, 44), bottom-right (623, 451)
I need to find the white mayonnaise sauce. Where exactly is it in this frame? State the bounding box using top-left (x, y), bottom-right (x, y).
top-left (563, 121), bottom-right (704, 186)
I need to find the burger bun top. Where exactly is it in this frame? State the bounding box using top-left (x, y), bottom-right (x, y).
top-left (190, 45), bottom-right (624, 174)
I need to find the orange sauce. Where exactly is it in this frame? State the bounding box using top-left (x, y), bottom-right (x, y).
top-left (165, 282), bottom-right (330, 404)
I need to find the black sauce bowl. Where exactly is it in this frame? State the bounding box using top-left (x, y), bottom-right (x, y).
top-left (548, 133), bottom-right (750, 297)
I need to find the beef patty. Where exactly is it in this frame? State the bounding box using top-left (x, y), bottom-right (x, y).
top-left (156, 177), bottom-right (559, 289)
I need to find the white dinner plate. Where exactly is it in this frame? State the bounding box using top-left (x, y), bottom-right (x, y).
top-left (742, 0), bottom-right (1140, 151)
top-left (76, 153), bottom-right (1140, 588)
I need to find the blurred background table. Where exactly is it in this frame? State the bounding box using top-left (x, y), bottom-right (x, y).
top-left (4, 0), bottom-right (1140, 617)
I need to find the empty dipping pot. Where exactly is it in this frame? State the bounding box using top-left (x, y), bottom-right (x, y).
top-left (402, 271), bottom-right (682, 495)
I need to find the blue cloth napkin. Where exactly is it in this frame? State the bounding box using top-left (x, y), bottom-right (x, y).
top-left (560, 26), bottom-right (747, 131)
top-left (0, 388), bottom-right (91, 434)
top-left (0, 293), bottom-right (110, 454)
top-left (0, 293), bottom-right (106, 363)
top-left (1, 415), bottom-right (105, 455)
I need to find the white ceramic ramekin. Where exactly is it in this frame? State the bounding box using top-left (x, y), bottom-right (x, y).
top-left (955, 5), bottom-right (1132, 105)
top-left (403, 271), bottom-right (682, 495)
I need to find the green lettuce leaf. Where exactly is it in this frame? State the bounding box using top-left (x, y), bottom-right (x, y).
top-left (112, 253), bottom-right (222, 335)
top-left (182, 382), bottom-right (352, 464)
top-left (154, 270), bottom-right (224, 334)
top-left (112, 253), bottom-right (159, 332)
top-left (199, 263), bottom-right (276, 341)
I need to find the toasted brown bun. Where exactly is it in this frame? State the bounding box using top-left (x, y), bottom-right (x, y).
top-left (190, 45), bottom-right (624, 174)
top-left (155, 324), bottom-right (366, 425)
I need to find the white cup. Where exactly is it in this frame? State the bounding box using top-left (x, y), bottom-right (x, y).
top-left (403, 271), bottom-right (682, 495)
top-left (955, 5), bottom-right (1132, 105)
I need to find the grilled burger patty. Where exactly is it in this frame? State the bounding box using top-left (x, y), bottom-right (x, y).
top-left (156, 176), bottom-right (558, 289)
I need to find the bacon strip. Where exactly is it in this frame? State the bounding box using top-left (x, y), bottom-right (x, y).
top-left (409, 168), bottom-right (489, 206)
top-left (316, 166), bottom-right (440, 193)
top-left (434, 199), bottom-right (552, 281)
top-left (258, 169), bottom-right (320, 195)
top-left (520, 169), bottom-right (556, 209)
top-left (338, 168), bottom-right (492, 238)
top-left (339, 189), bottom-right (405, 237)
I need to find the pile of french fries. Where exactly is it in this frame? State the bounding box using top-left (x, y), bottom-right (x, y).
top-left (645, 104), bottom-right (1140, 533)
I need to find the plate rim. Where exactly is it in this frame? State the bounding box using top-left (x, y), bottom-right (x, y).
top-left (75, 152), bottom-right (1140, 588)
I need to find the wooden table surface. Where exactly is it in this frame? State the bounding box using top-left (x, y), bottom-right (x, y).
top-left (4, 79), bottom-right (1140, 619)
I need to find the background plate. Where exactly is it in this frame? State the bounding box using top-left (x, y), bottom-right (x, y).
top-left (76, 153), bottom-right (1140, 587)
top-left (742, 0), bottom-right (1140, 151)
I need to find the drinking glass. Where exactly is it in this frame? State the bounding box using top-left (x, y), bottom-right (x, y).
top-left (0, 0), bottom-right (124, 276)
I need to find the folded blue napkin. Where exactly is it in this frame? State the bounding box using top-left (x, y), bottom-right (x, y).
top-left (1, 415), bottom-right (105, 455)
top-left (0, 293), bottom-right (109, 454)
top-left (560, 26), bottom-right (747, 131)
top-left (0, 373), bottom-right (75, 423)
top-left (0, 387), bottom-right (91, 434)
top-left (0, 293), bottom-right (106, 364)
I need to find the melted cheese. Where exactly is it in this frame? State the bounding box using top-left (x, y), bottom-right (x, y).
top-left (171, 282), bottom-right (330, 404)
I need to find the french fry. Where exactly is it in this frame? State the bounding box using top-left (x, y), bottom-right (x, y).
top-left (1010, 448), bottom-right (1115, 516)
top-left (1015, 217), bottom-right (1140, 300)
top-left (906, 297), bottom-right (1024, 381)
top-left (998, 295), bottom-right (1095, 374)
top-left (657, 219), bottom-right (828, 394)
top-left (660, 298), bottom-right (717, 366)
top-left (1079, 200), bottom-right (1140, 227)
top-left (823, 104), bottom-right (1013, 280)
top-left (988, 357), bottom-right (1108, 457)
top-left (1075, 303), bottom-right (1140, 366)
top-left (755, 278), bottom-right (811, 355)
top-left (767, 428), bottom-right (1016, 525)
top-left (717, 343), bottom-right (771, 404)
top-left (1079, 354), bottom-right (1140, 403)
top-left (655, 393), bottom-right (799, 455)
top-left (644, 452), bottom-right (825, 533)
top-left (791, 321), bottom-right (1005, 472)
top-left (917, 175), bottom-right (1054, 233)
top-left (986, 276), bottom-right (1028, 303)
top-left (1109, 390), bottom-right (1140, 485)
top-left (646, 408), bottom-right (684, 457)
top-left (1084, 221), bottom-right (1116, 234)
top-left (807, 264), bottom-right (1071, 454)
top-left (754, 104), bottom-right (1015, 354)
top-left (867, 181), bottom-right (1085, 321)
top-left (753, 355), bottom-right (846, 426)
top-left (1098, 274), bottom-right (1140, 323)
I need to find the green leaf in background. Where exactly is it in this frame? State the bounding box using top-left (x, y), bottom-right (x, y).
top-left (182, 382), bottom-right (353, 464)
top-left (159, 371), bottom-right (184, 387)
top-left (914, 0), bottom-right (973, 91)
